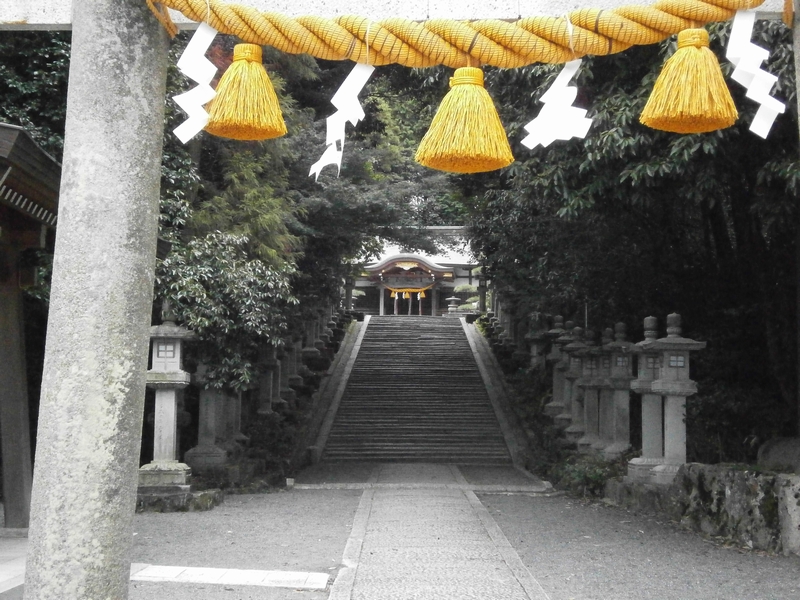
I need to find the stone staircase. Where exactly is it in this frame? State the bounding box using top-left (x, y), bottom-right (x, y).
top-left (323, 316), bottom-right (511, 463)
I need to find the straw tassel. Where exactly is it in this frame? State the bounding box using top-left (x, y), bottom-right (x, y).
top-left (205, 43), bottom-right (287, 141)
top-left (415, 67), bottom-right (514, 174)
top-left (640, 29), bottom-right (737, 134)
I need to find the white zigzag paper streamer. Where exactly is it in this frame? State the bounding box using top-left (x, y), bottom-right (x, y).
top-left (309, 63), bottom-right (375, 181)
top-left (172, 22), bottom-right (218, 144)
top-left (521, 59), bottom-right (593, 150)
top-left (726, 10), bottom-right (785, 139)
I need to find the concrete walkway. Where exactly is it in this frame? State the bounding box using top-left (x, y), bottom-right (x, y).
top-left (3, 462), bottom-right (800, 599)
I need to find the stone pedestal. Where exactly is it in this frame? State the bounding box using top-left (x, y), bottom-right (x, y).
top-left (287, 341), bottom-right (304, 389)
top-left (547, 320), bottom-right (573, 428)
top-left (278, 345), bottom-right (296, 405)
top-left (257, 346), bottom-right (277, 415)
top-left (185, 388), bottom-right (227, 471)
top-left (577, 332), bottom-right (604, 452)
top-left (563, 326), bottom-right (586, 442)
top-left (603, 323), bottom-right (634, 458)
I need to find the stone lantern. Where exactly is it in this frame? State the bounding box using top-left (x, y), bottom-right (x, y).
top-left (602, 323), bottom-right (635, 458)
top-left (477, 276), bottom-right (487, 313)
top-left (552, 321), bottom-right (576, 430)
top-left (576, 330), bottom-right (604, 453)
top-left (627, 316), bottom-right (663, 482)
top-left (139, 303), bottom-right (194, 490)
top-left (563, 326), bottom-right (587, 443)
top-left (543, 316), bottom-right (567, 418)
top-left (446, 296), bottom-right (460, 315)
top-left (648, 313), bottom-right (705, 484)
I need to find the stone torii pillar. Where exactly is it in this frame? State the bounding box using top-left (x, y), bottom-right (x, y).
top-left (16, 1), bottom-right (169, 597)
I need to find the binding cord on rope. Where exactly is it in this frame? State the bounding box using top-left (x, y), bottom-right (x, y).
top-left (149, 0), bottom-right (765, 68)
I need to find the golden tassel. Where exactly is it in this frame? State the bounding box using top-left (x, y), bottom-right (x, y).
top-left (415, 67), bottom-right (514, 174)
top-left (403, 292), bottom-right (410, 299)
top-left (419, 291), bottom-right (426, 299)
top-left (390, 291), bottom-right (396, 298)
top-left (205, 43), bottom-right (287, 141)
top-left (640, 29), bottom-right (737, 134)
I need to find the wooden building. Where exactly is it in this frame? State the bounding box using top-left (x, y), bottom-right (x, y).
top-left (0, 124), bottom-right (60, 528)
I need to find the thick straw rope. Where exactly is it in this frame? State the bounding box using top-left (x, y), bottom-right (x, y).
top-left (153, 0), bottom-right (764, 67)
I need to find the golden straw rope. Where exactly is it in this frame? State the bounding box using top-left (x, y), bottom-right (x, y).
top-left (151, 0), bottom-right (765, 67)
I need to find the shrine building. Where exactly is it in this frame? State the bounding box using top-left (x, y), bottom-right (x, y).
top-left (353, 227), bottom-right (480, 316)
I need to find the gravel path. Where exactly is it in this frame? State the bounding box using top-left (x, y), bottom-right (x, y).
top-left (129, 489), bottom-right (361, 600)
top-left (481, 493), bottom-right (800, 600)
top-left (120, 464), bottom-right (800, 600)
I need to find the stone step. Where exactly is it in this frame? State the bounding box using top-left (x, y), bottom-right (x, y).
top-left (322, 316), bottom-right (511, 463)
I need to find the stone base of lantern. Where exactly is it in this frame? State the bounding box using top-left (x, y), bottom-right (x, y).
top-left (280, 387), bottom-right (297, 407)
top-left (544, 401), bottom-right (565, 418)
top-left (651, 463), bottom-right (681, 485)
top-left (603, 442), bottom-right (632, 459)
top-left (625, 457), bottom-right (665, 483)
top-left (554, 411), bottom-right (572, 429)
top-left (577, 434), bottom-right (601, 453)
top-left (185, 444), bottom-right (228, 470)
top-left (564, 423), bottom-right (584, 442)
top-left (138, 460), bottom-right (191, 486)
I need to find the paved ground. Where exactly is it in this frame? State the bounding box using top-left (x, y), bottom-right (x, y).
top-left (3, 462), bottom-right (800, 599)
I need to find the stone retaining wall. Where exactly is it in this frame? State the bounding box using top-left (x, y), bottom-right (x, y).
top-left (605, 463), bottom-right (800, 556)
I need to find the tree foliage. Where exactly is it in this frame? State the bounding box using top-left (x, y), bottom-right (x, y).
top-left (155, 232), bottom-right (297, 389)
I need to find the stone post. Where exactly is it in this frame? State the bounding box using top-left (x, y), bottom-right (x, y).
top-left (24, 2), bottom-right (169, 597)
top-left (577, 330), bottom-right (603, 453)
top-left (289, 339), bottom-right (305, 389)
top-left (593, 328), bottom-right (615, 452)
top-left (344, 277), bottom-right (354, 311)
top-left (477, 277), bottom-right (487, 313)
top-left (543, 316), bottom-right (566, 417)
top-left (184, 366), bottom-right (227, 473)
top-left (257, 345), bottom-right (277, 415)
top-left (649, 313), bottom-right (706, 484)
top-left (138, 313), bottom-right (194, 488)
top-left (564, 327), bottom-right (587, 443)
top-left (279, 343), bottom-right (297, 406)
top-left (603, 323), bottom-right (635, 458)
top-left (553, 322), bottom-right (576, 430)
top-left (272, 347), bottom-right (285, 407)
top-left (524, 317), bottom-right (547, 370)
top-left (302, 320), bottom-right (321, 362)
top-left (627, 317), bottom-right (664, 482)
top-left (0, 247), bottom-right (33, 528)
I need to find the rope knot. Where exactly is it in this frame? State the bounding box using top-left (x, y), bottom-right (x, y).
top-left (449, 67), bottom-right (484, 88)
top-left (234, 44), bottom-right (263, 63)
top-left (677, 28), bottom-right (709, 49)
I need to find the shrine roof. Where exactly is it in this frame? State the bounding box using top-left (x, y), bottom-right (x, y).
top-left (366, 240), bottom-right (476, 272)
top-left (0, 124), bottom-right (61, 228)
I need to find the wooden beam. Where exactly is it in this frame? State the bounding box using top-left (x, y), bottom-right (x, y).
top-left (0, 0), bottom-right (785, 30)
